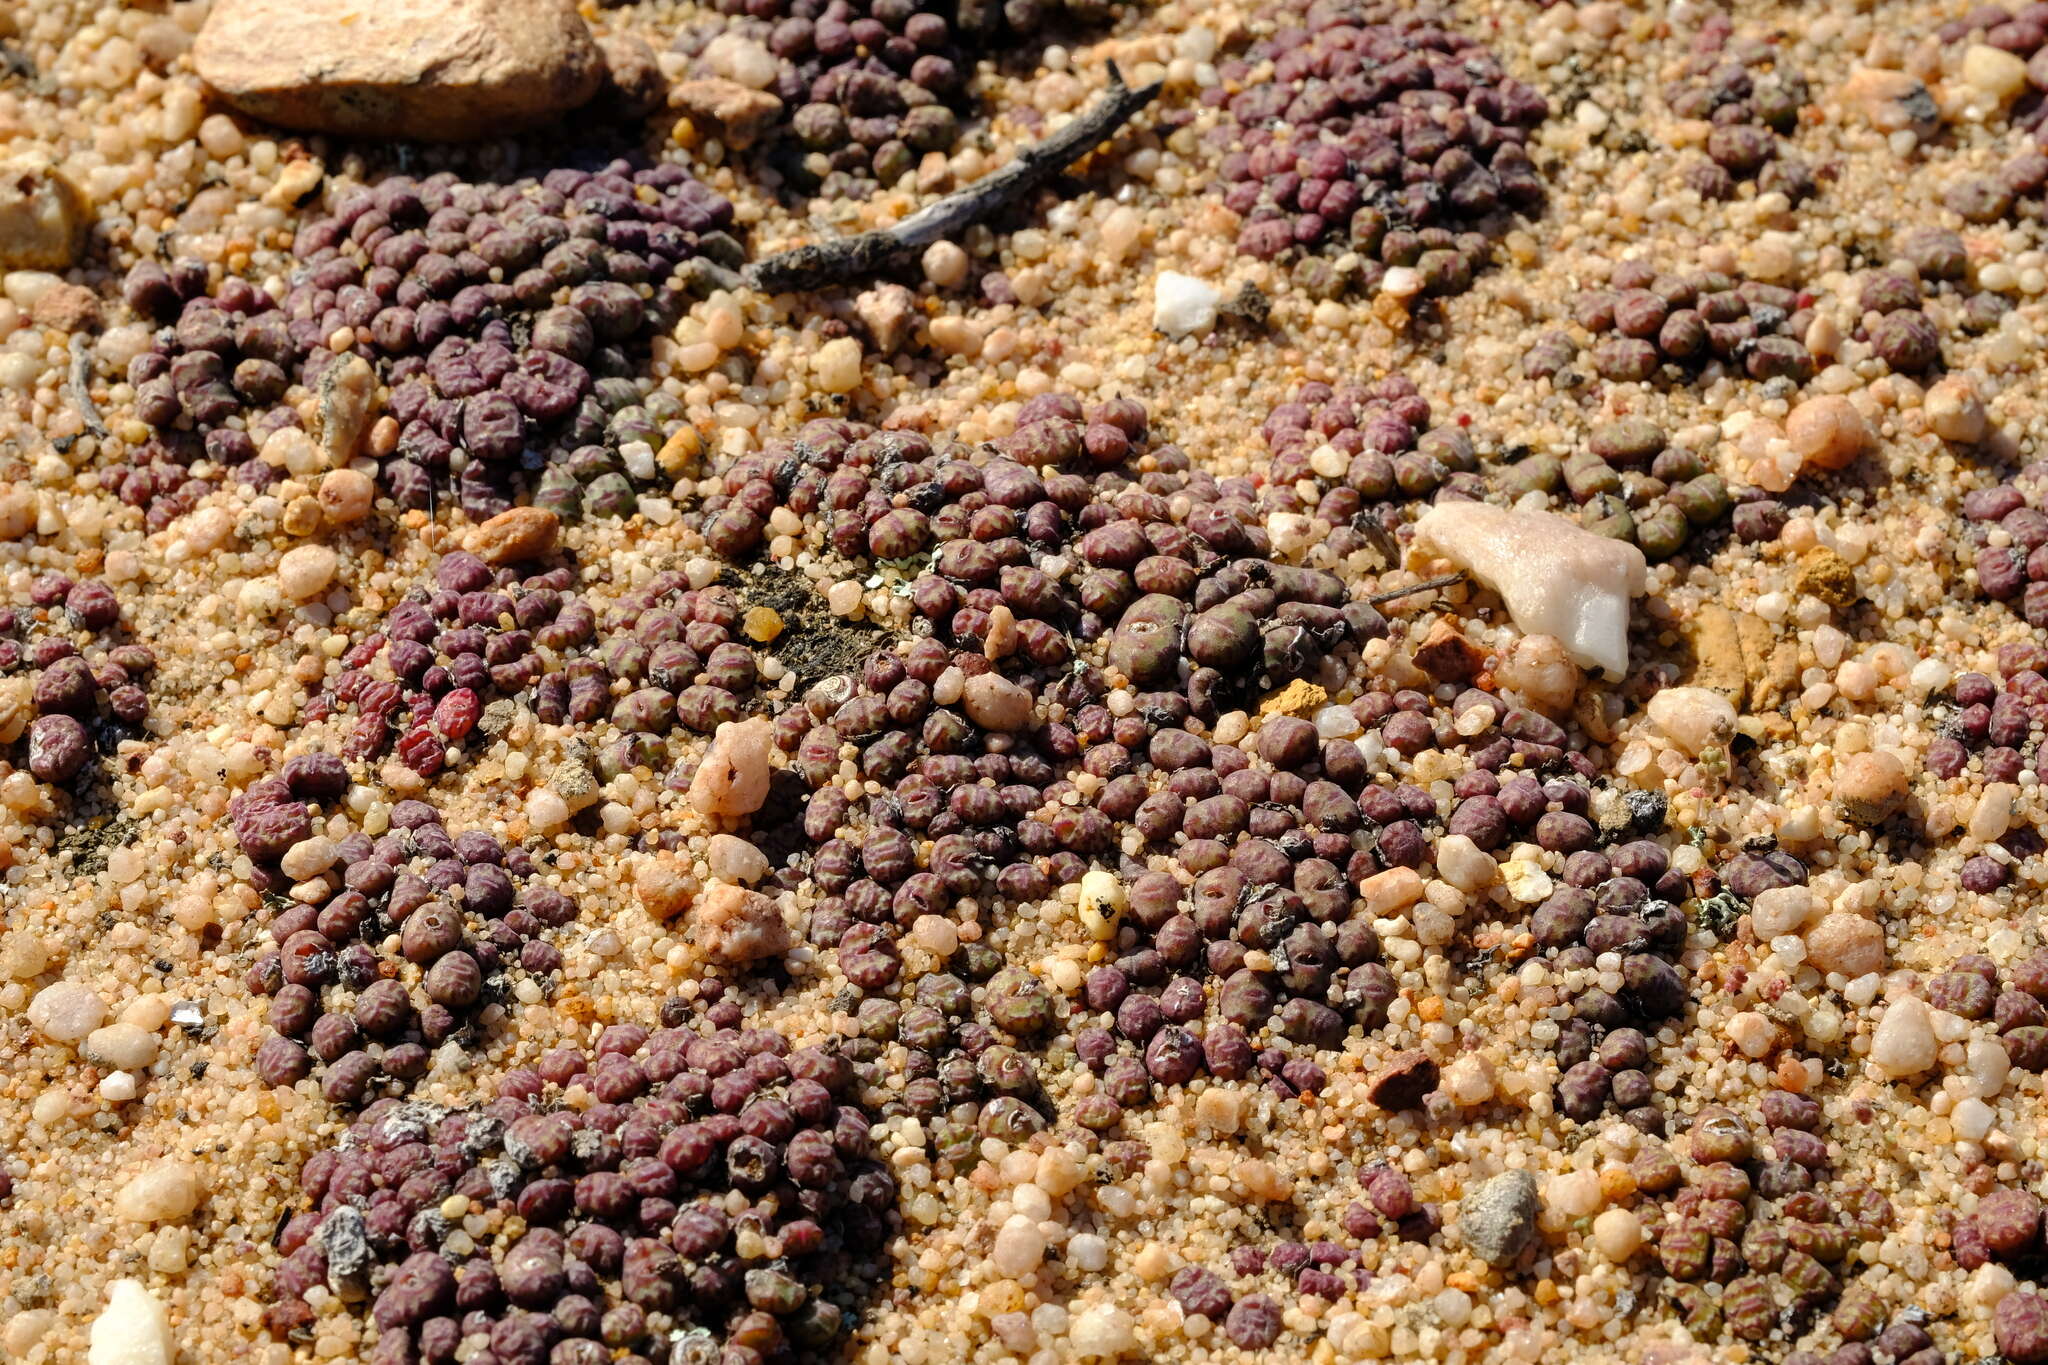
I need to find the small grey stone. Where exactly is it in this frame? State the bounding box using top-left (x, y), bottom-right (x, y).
top-left (318, 1205), bottom-right (373, 1290)
top-left (550, 761), bottom-right (596, 804)
top-left (1459, 1169), bottom-right (1540, 1267)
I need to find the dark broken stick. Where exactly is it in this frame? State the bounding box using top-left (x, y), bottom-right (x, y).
top-left (747, 63), bottom-right (1164, 294)
top-left (67, 334), bottom-right (107, 440)
top-left (1368, 572), bottom-right (1467, 607)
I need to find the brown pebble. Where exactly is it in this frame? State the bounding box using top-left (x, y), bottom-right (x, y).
top-left (30, 282), bottom-right (101, 332)
top-left (1834, 751), bottom-right (1906, 827)
top-left (465, 506), bottom-right (560, 565)
top-left (1366, 1049), bottom-right (1440, 1111)
top-left (1792, 547), bottom-right (1857, 611)
top-left (1414, 618), bottom-right (1487, 683)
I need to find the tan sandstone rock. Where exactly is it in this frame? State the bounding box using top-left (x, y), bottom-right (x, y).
top-left (0, 156), bottom-right (90, 270)
top-left (692, 882), bottom-right (792, 963)
top-left (670, 78), bottom-right (783, 149)
top-left (193, 0), bottom-right (605, 142)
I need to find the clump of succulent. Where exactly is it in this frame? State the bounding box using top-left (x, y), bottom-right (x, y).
top-left (1963, 468), bottom-right (2048, 632)
top-left (1496, 417), bottom-right (1732, 561)
top-left (1886, 224), bottom-right (2016, 338)
top-left (1793, 1307), bottom-right (1952, 1365)
top-left (1642, 1101), bottom-right (1894, 1344)
top-left (838, 952), bottom-right (1068, 1167)
top-left (0, 573), bottom-right (152, 794)
top-left (1207, 0), bottom-right (1546, 296)
top-left (236, 763), bottom-right (580, 1106)
top-left (302, 545), bottom-right (792, 785)
top-left (1921, 664), bottom-right (2048, 886)
top-left (1666, 12), bottom-right (1815, 201)
top-left (1257, 378), bottom-right (1486, 535)
top-left (1852, 268), bottom-right (1944, 374)
top-left (1176, 1229), bottom-right (1395, 1350)
top-left (118, 161), bottom-right (734, 520)
top-left (264, 1023), bottom-right (893, 1362)
top-left (1532, 260), bottom-right (1818, 387)
top-left (691, 393), bottom-right (1480, 1118)
top-left (1477, 786), bottom-right (1685, 1128)
top-left (672, 0), bottom-right (1118, 197)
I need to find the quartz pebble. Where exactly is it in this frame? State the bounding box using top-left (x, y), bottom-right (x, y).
top-left (691, 881), bottom-right (791, 962)
top-left (192, 0), bottom-right (606, 140)
top-left (812, 337), bottom-right (864, 394)
top-left (87, 1280), bottom-right (174, 1365)
top-left (1415, 503), bottom-right (1647, 677)
top-left (113, 1163), bottom-right (203, 1223)
top-left (83, 1022), bottom-right (160, 1071)
top-left (0, 155), bottom-right (90, 270)
top-left (704, 833), bottom-right (769, 883)
top-left (464, 506), bottom-right (559, 565)
top-left (275, 544), bottom-right (338, 601)
top-left (962, 673), bottom-right (1033, 731)
top-left (1834, 751), bottom-right (1906, 826)
top-left (1591, 1207), bottom-right (1642, 1261)
top-left (1786, 395), bottom-right (1873, 471)
top-left (27, 980), bottom-right (107, 1043)
top-left (992, 1215), bottom-right (1047, 1276)
top-left (687, 716), bottom-right (774, 817)
top-left (1806, 911), bottom-right (1886, 977)
top-left (1153, 272), bottom-right (1221, 338)
top-left (1870, 995), bottom-right (1937, 1077)
top-left (1646, 686), bottom-right (1736, 755)
top-left (1069, 1305), bottom-right (1135, 1358)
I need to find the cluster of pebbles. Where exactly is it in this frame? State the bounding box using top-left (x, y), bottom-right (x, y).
top-left (119, 161), bottom-right (733, 521)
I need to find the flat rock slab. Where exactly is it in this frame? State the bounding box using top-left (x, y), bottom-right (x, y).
top-left (193, 0), bottom-right (604, 141)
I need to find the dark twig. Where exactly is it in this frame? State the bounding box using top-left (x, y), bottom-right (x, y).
top-left (746, 63), bottom-right (1163, 294)
top-left (67, 335), bottom-right (107, 440)
top-left (1368, 572), bottom-right (1467, 607)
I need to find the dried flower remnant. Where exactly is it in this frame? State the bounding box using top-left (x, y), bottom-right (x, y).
top-left (1206, 1), bottom-right (1547, 297)
top-left (746, 63), bottom-right (1163, 293)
